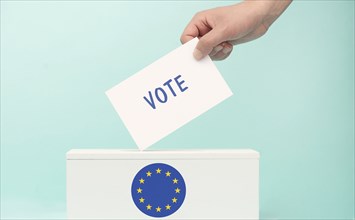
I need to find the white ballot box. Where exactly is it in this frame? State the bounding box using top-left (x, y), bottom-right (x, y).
top-left (67, 149), bottom-right (260, 219)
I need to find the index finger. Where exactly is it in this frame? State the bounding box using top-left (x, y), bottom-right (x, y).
top-left (180, 22), bottom-right (199, 44)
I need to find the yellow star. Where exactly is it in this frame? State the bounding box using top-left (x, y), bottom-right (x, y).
top-left (156, 206), bottom-right (161, 212)
top-left (172, 197), bottom-right (177, 203)
top-left (139, 197), bottom-right (145, 203)
top-left (165, 171), bottom-right (171, 177)
top-left (165, 204), bottom-right (171, 210)
top-left (137, 188), bottom-right (143, 193)
top-left (139, 178), bottom-right (145, 184)
top-left (146, 171), bottom-right (152, 177)
top-left (175, 188), bottom-right (180, 193)
top-left (146, 204), bottom-right (152, 210)
top-left (156, 168), bottom-right (162, 174)
top-left (173, 178), bottom-right (178, 184)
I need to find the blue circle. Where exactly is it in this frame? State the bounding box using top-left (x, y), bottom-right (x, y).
top-left (131, 163), bottom-right (186, 218)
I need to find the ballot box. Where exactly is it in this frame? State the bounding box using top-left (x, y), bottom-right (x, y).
top-left (66, 149), bottom-right (259, 219)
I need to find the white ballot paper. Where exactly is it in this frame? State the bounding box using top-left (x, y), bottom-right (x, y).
top-left (106, 38), bottom-right (233, 150)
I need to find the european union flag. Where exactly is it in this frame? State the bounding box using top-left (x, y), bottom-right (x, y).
top-left (131, 163), bottom-right (186, 218)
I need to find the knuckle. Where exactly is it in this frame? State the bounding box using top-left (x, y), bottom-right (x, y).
top-left (193, 11), bottom-right (202, 18)
top-left (193, 11), bottom-right (206, 20)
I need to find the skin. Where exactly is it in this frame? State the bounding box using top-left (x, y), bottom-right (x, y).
top-left (180, 0), bottom-right (292, 61)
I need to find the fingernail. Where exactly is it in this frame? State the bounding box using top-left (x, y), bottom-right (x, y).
top-left (193, 49), bottom-right (204, 60)
top-left (222, 47), bottom-right (232, 54)
top-left (214, 45), bottom-right (223, 52)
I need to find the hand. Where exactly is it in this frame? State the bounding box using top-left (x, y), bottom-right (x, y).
top-left (180, 0), bottom-right (292, 61)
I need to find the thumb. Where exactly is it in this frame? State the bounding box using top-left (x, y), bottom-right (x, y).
top-left (193, 28), bottom-right (225, 60)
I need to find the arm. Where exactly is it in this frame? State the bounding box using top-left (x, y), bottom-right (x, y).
top-left (180, 0), bottom-right (292, 61)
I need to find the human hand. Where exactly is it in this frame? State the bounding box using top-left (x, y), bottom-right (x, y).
top-left (180, 0), bottom-right (292, 61)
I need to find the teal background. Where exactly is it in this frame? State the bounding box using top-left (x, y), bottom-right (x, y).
top-left (1, 1), bottom-right (354, 219)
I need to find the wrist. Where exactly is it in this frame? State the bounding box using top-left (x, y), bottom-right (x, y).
top-left (243, 0), bottom-right (292, 28)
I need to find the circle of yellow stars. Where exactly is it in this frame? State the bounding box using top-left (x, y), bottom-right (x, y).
top-left (136, 167), bottom-right (182, 213)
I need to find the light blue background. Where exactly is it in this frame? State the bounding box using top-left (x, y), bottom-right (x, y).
top-left (1, 1), bottom-right (354, 219)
